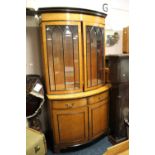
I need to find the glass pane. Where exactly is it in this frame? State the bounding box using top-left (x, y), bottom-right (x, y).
top-left (72, 27), bottom-right (80, 89)
top-left (96, 28), bottom-right (104, 84)
top-left (63, 26), bottom-right (74, 90)
top-left (52, 27), bottom-right (66, 90)
top-left (46, 25), bottom-right (80, 92)
top-left (90, 27), bottom-right (98, 86)
top-left (86, 26), bottom-right (105, 88)
top-left (46, 26), bottom-right (65, 90)
top-left (86, 28), bottom-right (91, 87)
top-left (46, 28), bottom-right (55, 90)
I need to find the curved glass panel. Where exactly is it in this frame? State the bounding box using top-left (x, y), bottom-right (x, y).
top-left (46, 27), bottom-right (55, 90)
top-left (46, 25), bottom-right (80, 92)
top-left (63, 26), bottom-right (74, 90)
top-left (86, 26), bottom-right (105, 88)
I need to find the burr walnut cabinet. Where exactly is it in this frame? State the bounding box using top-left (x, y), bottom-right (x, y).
top-left (39, 7), bottom-right (111, 152)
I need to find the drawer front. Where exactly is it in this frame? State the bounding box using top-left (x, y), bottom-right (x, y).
top-left (88, 91), bottom-right (109, 104)
top-left (52, 98), bottom-right (87, 109)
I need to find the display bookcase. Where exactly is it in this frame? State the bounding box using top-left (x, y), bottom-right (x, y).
top-left (39, 7), bottom-right (111, 152)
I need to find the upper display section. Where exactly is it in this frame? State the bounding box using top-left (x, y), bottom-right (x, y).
top-left (40, 11), bottom-right (106, 95)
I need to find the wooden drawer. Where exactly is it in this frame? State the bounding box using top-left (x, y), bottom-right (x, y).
top-left (52, 98), bottom-right (87, 109)
top-left (88, 91), bottom-right (109, 104)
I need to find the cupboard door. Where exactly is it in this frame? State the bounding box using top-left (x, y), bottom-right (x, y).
top-left (51, 106), bottom-right (88, 145)
top-left (83, 23), bottom-right (105, 91)
top-left (89, 99), bottom-right (108, 139)
top-left (41, 22), bottom-right (83, 94)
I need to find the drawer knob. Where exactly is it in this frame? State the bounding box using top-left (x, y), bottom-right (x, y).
top-left (69, 103), bottom-right (74, 108)
top-left (65, 103), bottom-right (74, 108)
top-left (65, 104), bottom-right (69, 107)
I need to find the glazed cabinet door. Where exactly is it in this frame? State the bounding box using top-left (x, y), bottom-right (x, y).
top-left (51, 106), bottom-right (88, 145)
top-left (83, 23), bottom-right (105, 91)
top-left (89, 99), bottom-right (108, 139)
top-left (41, 21), bottom-right (83, 94)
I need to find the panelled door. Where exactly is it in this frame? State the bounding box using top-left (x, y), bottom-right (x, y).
top-left (52, 107), bottom-right (88, 145)
top-left (41, 21), bottom-right (83, 94)
top-left (83, 22), bottom-right (105, 91)
top-left (88, 99), bottom-right (108, 139)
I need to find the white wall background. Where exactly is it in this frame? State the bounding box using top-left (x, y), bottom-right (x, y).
top-left (105, 0), bottom-right (129, 54)
top-left (26, 16), bottom-right (42, 75)
top-left (26, 0), bottom-right (129, 75)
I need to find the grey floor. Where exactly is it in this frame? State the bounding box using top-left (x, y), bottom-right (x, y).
top-left (47, 136), bottom-right (112, 155)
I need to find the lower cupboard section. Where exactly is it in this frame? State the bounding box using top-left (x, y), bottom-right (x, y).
top-left (48, 91), bottom-right (109, 152)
